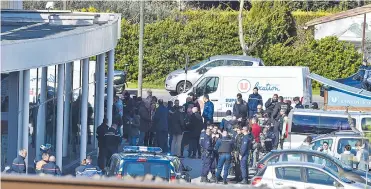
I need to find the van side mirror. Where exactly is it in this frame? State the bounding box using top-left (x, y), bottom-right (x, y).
top-left (197, 68), bottom-right (207, 74)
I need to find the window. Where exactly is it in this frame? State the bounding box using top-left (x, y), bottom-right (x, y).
top-left (307, 154), bottom-right (338, 172)
top-left (267, 155), bottom-right (280, 165)
top-left (281, 153), bottom-right (301, 162)
top-left (113, 75), bottom-right (124, 85)
top-left (275, 167), bottom-right (302, 182)
top-left (203, 60), bottom-right (224, 70)
top-left (194, 77), bottom-right (219, 96)
top-left (306, 168), bottom-right (335, 186)
top-left (124, 163), bottom-right (145, 177)
top-left (226, 60), bottom-right (253, 66)
top-left (337, 138), bottom-right (369, 156)
top-left (311, 139), bottom-right (333, 151)
top-left (189, 58), bottom-right (209, 70)
top-left (291, 115), bottom-right (355, 134)
top-left (362, 117), bottom-right (371, 131)
top-left (149, 164), bottom-right (169, 179)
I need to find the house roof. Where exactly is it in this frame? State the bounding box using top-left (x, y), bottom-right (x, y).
top-left (307, 73), bottom-right (371, 98)
top-left (305, 4), bottom-right (371, 27)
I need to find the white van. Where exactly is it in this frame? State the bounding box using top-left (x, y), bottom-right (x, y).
top-left (176, 66), bottom-right (312, 122)
top-left (284, 109), bottom-right (371, 149)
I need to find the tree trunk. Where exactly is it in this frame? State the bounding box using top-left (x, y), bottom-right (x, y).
top-left (238, 0), bottom-right (248, 55)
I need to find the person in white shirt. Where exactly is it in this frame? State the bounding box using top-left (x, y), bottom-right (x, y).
top-left (317, 141), bottom-right (334, 156)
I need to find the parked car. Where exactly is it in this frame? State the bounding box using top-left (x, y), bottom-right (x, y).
top-left (251, 162), bottom-right (366, 189)
top-left (251, 149), bottom-right (371, 185)
top-left (165, 55), bottom-right (264, 94)
top-left (310, 131), bottom-right (371, 170)
top-left (105, 146), bottom-right (192, 183)
top-left (105, 70), bottom-right (127, 94)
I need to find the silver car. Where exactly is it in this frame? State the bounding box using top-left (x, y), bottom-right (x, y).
top-left (251, 162), bottom-right (367, 189)
top-left (164, 55), bottom-right (264, 94)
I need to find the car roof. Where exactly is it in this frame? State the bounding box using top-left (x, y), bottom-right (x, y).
top-left (291, 108), bottom-right (371, 116)
top-left (115, 152), bottom-right (172, 161)
top-left (209, 55), bottom-right (262, 63)
top-left (270, 149), bottom-right (332, 157)
top-left (268, 161), bottom-right (326, 169)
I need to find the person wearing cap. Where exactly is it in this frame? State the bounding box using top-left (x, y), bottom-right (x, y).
top-left (233, 93), bottom-right (248, 126)
top-left (247, 87), bottom-right (263, 119)
top-left (311, 102), bottom-right (319, 110)
top-left (293, 97), bottom-right (304, 109)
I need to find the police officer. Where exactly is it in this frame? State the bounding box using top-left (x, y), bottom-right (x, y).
top-left (239, 127), bottom-right (250, 184)
top-left (210, 127), bottom-right (220, 182)
top-left (104, 124), bottom-right (121, 166)
top-left (231, 126), bottom-right (243, 182)
top-left (271, 96), bottom-right (288, 120)
top-left (35, 153), bottom-right (49, 174)
top-left (200, 128), bottom-right (213, 183)
top-left (214, 131), bottom-right (234, 184)
top-left (96, 118), bottom-right (109, 169)
top-left (34, 144), bottom-right (52, 169)
top-left (41, 156), bottom-right (61, 176)
top-left (11, 149), bottom-right (27, 174)
top-left (75, 159), bottom-right (87, 176)
top-left (76, 156), bottom-right (102, 178)
top-left (273, 109), bottom-right (286, 150)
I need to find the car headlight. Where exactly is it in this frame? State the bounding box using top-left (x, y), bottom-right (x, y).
top-left (167, 74), bottom-right (178, 80)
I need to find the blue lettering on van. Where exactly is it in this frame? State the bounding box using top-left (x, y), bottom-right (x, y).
top-left (225, 98), bottom-right (236, 108)
top-left (254, 82), bottom-right (280, 92)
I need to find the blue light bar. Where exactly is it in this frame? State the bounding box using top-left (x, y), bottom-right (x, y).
top-left (123, 146), bottom-right (162, 153)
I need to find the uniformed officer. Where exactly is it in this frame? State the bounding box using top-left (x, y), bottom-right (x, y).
top-left (34, 144), bottom-right (52, 169)
top-left (214, 131), bottom-right (234, 184)
top-left (35, 153), bottom-right (49, 174)
top-left (200, 128), bottom-right (213, 183)
top-left (75, 159), bottom-right (87, 176)
top-left (76, 156), bottom-right (102, 178)
top-left (104, 124), bottom-right (121, 165)
top-left (210, 127), bottom-right (220, 182)
top-left (231, 126), bottom-right (243, 182)
top-left (239, 126), bottom-right (250, 184)
top-left (273, 109), bottom-right (286, 150)
top-left (41, 156), bottom-right (61, 176)
top-left (11, 149), bottom-right (27, 174)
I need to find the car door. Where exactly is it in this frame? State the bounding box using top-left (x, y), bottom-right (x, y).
top-left (304, 168), bottom-right (337, 189)
top-left (273, 167), bottom-right (305, 189)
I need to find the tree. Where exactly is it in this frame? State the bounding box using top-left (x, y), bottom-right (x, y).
top-left (238, 0), bottom-right (247, 55)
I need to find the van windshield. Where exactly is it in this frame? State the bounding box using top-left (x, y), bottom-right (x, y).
top-left (188, 58), bottom-right (209, 70)
top-left (291, 115), bottom-right (356, 134)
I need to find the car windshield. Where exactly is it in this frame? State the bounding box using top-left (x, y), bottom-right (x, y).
top-left (122, 162), bottom-right (169, 179)
top-left (188, 58), bottom-right (209, 70)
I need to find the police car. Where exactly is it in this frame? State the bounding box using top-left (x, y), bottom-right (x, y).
top-left (105, 146), bottom-right (192, 182)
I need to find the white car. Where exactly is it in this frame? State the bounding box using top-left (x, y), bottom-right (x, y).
top-left (251, 162), bottom-right (367, 189)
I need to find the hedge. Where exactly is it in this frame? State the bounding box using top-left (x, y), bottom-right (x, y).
top-left (115, 5), bottom-right (362, 85)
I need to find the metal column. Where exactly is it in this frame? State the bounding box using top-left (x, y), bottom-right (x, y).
top-left (63, 63), bottom-right (72, 157)
top-left (98, 53), bottom-right (105, 127)
top-left (36, 67), bottom-right (47, 158)
top-left (107, 50), bottom-right (114, 126)
top-left (93, 60), bottom-right (99, 148)
top-left (17, 71), bottom-right (24, 152)
top-left (22, 69), bottom-right (30, 173)
top-left (80, 58), bottom-right (89, 162)
top-left (56, 64), bottom-right (65, 170)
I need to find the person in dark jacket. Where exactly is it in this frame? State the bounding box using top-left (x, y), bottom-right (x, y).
top-left (153, 99), bottom-right (169, 153)
top-left (104, 124), bottom-right (121, 166)
top-left (11, 149), bottom-right (27, 174)
top-left (264, 94), bottom-right (278, 117)
top-left (76, 157), bottom-right (102, 177)
top-left (169, 100), bottom-right (185, 157)
top-left (167, 101), bottom-right (174, 149)
top-left (200, 128), bottom-right (214, 183)
top-left (273, 109), bottom-right (286, 149)
top-left (214, 131), bottom-right (234, 184)
top-left (41, 156), bottom-right (61, 176)
top-left (293, 97), bottom-right (304, 109)
top-left (239, 127), bottom-right (250, 184)
top-left (96, 118), bottom-right (109, 169)
top-left (247, 87), bottom-right (263, 118)
top-left (271, 96), bottom-right (288, 120)
top-left (75, 159), bottom-right (86, 176)
top-left (233, 93), bottom-right (248, 124)
top-left (128, 109), bottom-right (140, 146)
top-left (202, 94), bottom-right (214, 127)
top-left (137, 97), bottom-right (151, 146)
top-left (189, 107), bottom-right (203, 158)
top-left (188, 92), bottom-right (201, 112)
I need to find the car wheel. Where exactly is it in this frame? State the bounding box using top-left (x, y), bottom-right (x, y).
top-left (176, 81), bottom-right (192, 94)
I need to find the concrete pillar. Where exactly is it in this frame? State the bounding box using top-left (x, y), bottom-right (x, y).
top-left (7, 72), bottom-right (20, 165)
top-left (17, 71), bottom-right (23, 153)
top-left (80, 58), bottom-right (89, 162)
top-left (93, 61), bottom-right (99, 148)
top-left (22, 69), bottom-right (30, 173)
top-left (56, 64), bottom-right (65, 170)
top-left (36, 67), bottom-right (47, 158)
top-left (107, 50), bottom-right (114, 126)
top-left (63, 63), bottom-right (72, 157)
top-left (98, 53), bottom-right (105, 127)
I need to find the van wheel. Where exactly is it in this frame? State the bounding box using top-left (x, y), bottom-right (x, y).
top-left (176, 81), bottom-right (192, 94)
